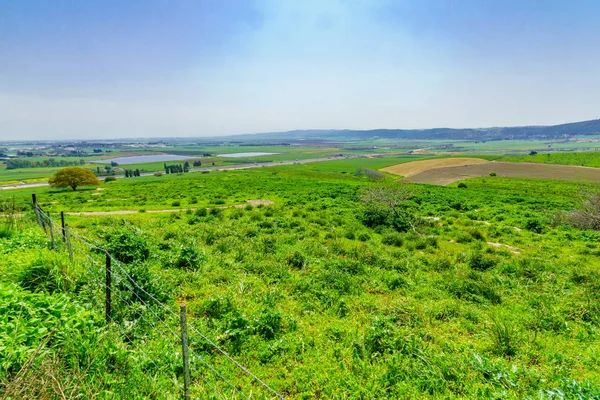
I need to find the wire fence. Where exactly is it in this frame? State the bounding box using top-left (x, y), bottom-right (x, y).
top-left (28, 194), bottom-right (284, 400)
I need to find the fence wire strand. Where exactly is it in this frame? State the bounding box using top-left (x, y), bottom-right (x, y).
top-left (32, 204), bottom-right (280, 398)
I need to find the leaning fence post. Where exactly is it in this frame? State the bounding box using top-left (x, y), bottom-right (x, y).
top-left (65, 224), bottom-right (73, 261)
top-left (48, 211), bottom-right (55, 248)
top-left (180, 303), bottom-right (191, 400)
top-left (32, 194), bottom-right (43, 229)
top-left (105, 251), bottom-right (112, 325)
top-left (61, 211), bottom-right (66, 242)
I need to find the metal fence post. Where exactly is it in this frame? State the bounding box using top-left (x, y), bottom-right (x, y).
top-left (65, 224), bottom-right (73, 261)
top-left (105, 251), bottom-right (112, 324)
top-left (61, 211), bottom-right (66, 242)
top-left (180, 303), bottom-right (191, 400)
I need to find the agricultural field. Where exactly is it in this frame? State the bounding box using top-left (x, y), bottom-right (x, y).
top-left (501, 151), bottom-right (600, 168)
top-left (402, 161), bottom-right (600, 186)
top-left (1, 156), bottom-right (600, 399)
top-left (381, 158), bottom-right (489, 178)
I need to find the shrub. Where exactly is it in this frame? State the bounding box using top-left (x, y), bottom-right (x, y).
top-left (358, 232), bottom-right (371, 242)
top-left (195, 208), bottom-right (208, 217)
top-left (560, 189), bottom-right (600, 230)
top-left (154, 172), bottom-right (163, 177)
top-left (490, 318), bottom-right (520, 357)
top-left (171, 200), bottom-right (181, 207)
top-left (253, 308), bottom-right (283, 340)
top-left (105, 230), bottom-right (150, 264)
top-left (457, 183), bottom-right (467, 189)
top-left (468, 251), bottom-right (497, 271)
top-left (467, 227), bottom-right (485, 241)
top-left (165, 244), bottom-right (206, 270)
top-left (209, 208), bottom-right (223, 218)
top-left (382, 232), bottom-right (403, 247)
top-left (360, 207), bottom-right (387, 228)
top-left (364, 316), bottom-right (398, 356)
top-left (448, 280), bottom-right (501, 304)
top-left (117, 262), bottom-right (169, 304)
top-left (489, 172), bottom-right (496, 177)
top-left (104, 176), bottom-right (117, 182)
top-left (286, 251), bottom-right (306, 269)
top-left (0, 227), bottom-right (14, 239)
top-left (18, 260), bottom-right (58, 293)
top-left (355, 168), bottom-right (385, 180)
top-left (201, 296), bottom-right (233, 319)
top-left (525, 218), bottom-right (544, 233)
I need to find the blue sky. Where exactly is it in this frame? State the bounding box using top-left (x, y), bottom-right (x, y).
top-left (1, 0), bottom-right (599, 139)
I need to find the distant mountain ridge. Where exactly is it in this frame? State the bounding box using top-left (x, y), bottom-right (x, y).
top-left (236, 119), bottom-right (600, 141)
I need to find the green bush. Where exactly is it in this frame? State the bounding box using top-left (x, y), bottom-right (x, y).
top-left (117, 262), bottom-right (169, 304)
top-left (382, 232), bottom-right (403, 247)
top-left (201, 295), bottom-right (233, 319)
top-left (458, 182), bottom-right (468, 188)
top-left (18, 260), bottom-right (58, 293)
top-left (358, 232), bottom-right (371, 242)
top-left (468, 251), bottom-right (497, 271)
top-left (286, 250), bottom-right (306, 269)
top-left (105, 230), bottom-right (150, 264)
top-left (525, 219), bottom-right (544, 233)
top-left (104, 176), bottom-right (117, 182)
top-left (360, 207), bottom-right (388, 228)
top-left (253, 308), bottom-right (283, 340)
top-left (164, 244), bottom-right (206, 270)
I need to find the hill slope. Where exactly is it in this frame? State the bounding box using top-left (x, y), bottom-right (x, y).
top-left (235, 119), bottom-right (600, 141)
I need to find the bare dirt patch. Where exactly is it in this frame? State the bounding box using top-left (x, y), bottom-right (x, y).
top-left (403, 162), bottom-right (600, 186)
top-left (487, 242), bottom-right (520, 254)
top-left (381, 158), bottom-right (488, 177)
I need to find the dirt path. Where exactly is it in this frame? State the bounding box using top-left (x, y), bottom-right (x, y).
top-left (65, 200), bottom-right (275, 216)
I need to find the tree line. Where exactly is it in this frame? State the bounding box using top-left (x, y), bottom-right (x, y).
top-left (6, 158), bottom-right (86, 170)
top-left (124, 169), bottom-right (141, 177)
top-left (164, 162), bottom-right (190, 174)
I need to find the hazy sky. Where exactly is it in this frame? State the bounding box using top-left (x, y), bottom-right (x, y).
top-left (1, 0), bottom-right (600, 140)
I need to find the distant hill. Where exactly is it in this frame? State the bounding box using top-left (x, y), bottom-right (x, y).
top-left (235, 119), bottom-right (600, 141)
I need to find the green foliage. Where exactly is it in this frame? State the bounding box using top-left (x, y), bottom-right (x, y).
top-left (468, 251), bottom-right (498, 271)
top-left (18, 259), bottom-right (59, 293)
top-left (458, 182), bottom-right (468, 188)
top-left (105, 229), bottom-right (150, 264)
top-left (490, 318), bottom-right (521, 357)
top-left (525, 218), bottom-right (544, 233)
top-left (382, 232), bottom-right (403, 247)
top-left (3, 157), bottom-right (600, 398)
top-left (163, 243), bottom-right (206, 270)
top-left (48, 167), bottom-right (101, 191)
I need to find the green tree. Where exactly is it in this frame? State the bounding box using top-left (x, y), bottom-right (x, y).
top-left (48, 167), bottom-right (101, 191)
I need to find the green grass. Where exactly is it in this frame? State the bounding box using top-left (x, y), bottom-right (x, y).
top-left (501, 151), bottom-right (600, 168)
top-left (2, 162), bottom-right (600, 398)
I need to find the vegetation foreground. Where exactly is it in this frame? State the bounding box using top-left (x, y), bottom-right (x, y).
top-left (1, 162), bottom-right (599, 399)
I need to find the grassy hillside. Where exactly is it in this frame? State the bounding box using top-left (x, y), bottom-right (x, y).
top-left (1, 160), bottom-right (599, 398)
top-left (501, 151), bottom-right (600, 168)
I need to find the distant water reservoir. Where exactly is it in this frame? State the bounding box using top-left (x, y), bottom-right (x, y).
top-left (91, 154), bottom-right (194, 165)
top-left (217, 152), bottom-right (278, 158)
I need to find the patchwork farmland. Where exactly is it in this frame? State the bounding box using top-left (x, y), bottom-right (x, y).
top-left (382, 158), bottom-right (600, 185)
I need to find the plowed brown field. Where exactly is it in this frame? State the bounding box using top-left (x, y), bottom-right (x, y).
top-left (381, 158), bottom-right (488, 177)
top-left (402, 162), bottom-right (600, 185)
